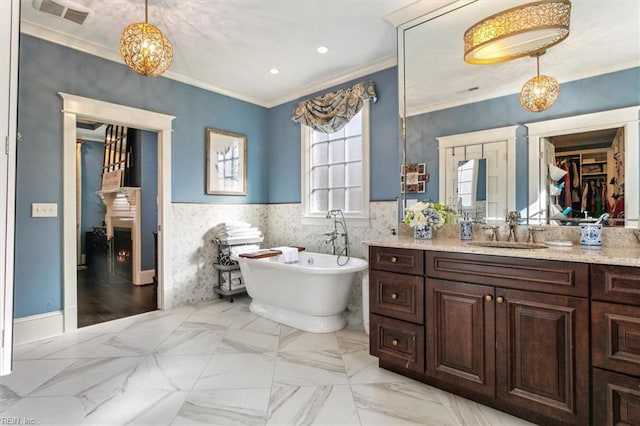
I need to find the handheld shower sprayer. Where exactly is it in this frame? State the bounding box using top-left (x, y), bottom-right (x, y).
top-left (323, 209), bottom-right (350, 265)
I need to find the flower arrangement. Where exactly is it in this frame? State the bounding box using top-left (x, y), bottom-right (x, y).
top-left (403, 201), bottom-right (456, 229)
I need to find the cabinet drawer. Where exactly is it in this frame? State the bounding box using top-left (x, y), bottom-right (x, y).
top-left (592, 264), bottom-right (640, 305)
top-left (370, 314), bottom-right (424, 374)
top-left (370, 270), bottom-right (424, 324)
top-left (593, 368), bottom-right (640, 426)
top-left (426, 251), bottom-right (588, 297)
top-left (593, 301), bottom-right (640, 376)
top-left (370, 246), bottom-right (424, 275)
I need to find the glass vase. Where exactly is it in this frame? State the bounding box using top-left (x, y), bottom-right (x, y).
top-left (414, 225), bottom-right (432, 240)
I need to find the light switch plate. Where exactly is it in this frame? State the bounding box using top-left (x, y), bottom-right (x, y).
top-left (32, 203), bottom-right (58, 217)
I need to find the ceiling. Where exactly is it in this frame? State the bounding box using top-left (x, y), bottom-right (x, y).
top-left (20, 0), bottom-right (418, 107)
top-left (402, 0), bottom-right (640, 115)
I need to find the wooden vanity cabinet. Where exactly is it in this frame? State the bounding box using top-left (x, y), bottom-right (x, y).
top-left (425, 252), bottom-right (590, 425)
top-left (369, 246), bottom-right (425, 375)
top-left (367, 246), bottom-right (602, 425)
top-left (592, 264), bottom-right (640, 426)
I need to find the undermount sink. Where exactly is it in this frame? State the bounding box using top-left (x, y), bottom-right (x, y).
top-left (467, 241), bottom-right (548, 249)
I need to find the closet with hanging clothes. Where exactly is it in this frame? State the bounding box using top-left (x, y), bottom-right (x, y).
top-left (555, 148), bottom-right (613, 218)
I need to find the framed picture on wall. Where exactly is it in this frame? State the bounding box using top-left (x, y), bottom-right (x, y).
top-left (401, 163), bottom-right (427, 193)
top-left (206, 128), bottom-right (247, 195)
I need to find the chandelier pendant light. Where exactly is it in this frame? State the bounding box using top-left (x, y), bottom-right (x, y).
top-left (119, 0), bottom-right (173, 77)
top-left (464, 0), bottom-right (571, 64)
top-left (520, 52), bottom-right (559, 112)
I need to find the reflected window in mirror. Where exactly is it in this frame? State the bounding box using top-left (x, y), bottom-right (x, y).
top-left (457, 159), bottom-right (487, 222)
top-left (438, 126), bottom-right (517, 224)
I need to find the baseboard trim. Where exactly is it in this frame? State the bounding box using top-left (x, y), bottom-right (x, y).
top-left (13, 311), bottom-right (64, 345)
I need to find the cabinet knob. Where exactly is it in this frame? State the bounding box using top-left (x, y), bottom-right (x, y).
top-left (391, 292), bottom-right (398, 300)
top-left (390, 256), bottom-right (398, 263)
top-left (392, 339), bottom-right (399, 346)
top-left (485, 295), bottom-right (493, 302)
top-left (496, 296), bottom-right (504, 304)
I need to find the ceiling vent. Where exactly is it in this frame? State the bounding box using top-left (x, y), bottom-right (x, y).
top-left (32, 0), bottom-right (93, 25)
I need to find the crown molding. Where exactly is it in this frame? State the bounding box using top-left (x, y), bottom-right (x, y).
top-left (21, 20), bottom-right (399, 110)
top-left (265, 55), bottom-right (397, 108)
top-left (384, 0), bottom-right (459, 27)
top-left (20, 20), bottom-right (273, 107)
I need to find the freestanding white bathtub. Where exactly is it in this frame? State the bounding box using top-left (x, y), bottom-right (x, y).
top-left (238, 251), bottom-right (368, 333)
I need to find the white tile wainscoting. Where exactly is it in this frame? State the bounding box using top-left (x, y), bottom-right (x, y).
top-left (170, 201), bottom-right (398, 308)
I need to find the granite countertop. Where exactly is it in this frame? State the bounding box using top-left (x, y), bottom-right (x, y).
top-left (363, 236), bottom-right (640, 267)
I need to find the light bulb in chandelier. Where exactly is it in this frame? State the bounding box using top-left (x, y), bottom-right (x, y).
top-left (119, 0), bottom-right (173, 77)
top-left (520, 52), bottom-right (559, 112)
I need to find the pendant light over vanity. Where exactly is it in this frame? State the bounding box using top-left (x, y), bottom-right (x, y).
top-left (463, 0), bottom-right (571, 112)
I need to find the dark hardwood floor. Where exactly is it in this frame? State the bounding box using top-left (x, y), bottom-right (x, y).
top-left (77, 268), bottom-right (157, 328)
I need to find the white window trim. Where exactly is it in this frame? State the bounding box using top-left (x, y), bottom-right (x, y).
top-left (301, 102), bottom-right (370, 227)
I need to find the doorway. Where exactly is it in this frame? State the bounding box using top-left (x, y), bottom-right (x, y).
top-left (61, 93), bottom-right (174, 333)
top-left (76, 122), bottom-right (159, 327)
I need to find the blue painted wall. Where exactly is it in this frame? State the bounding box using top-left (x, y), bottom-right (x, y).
top-left (15, 35), bottom-right (270, 317)
top-left (267, 67), bottom-right (400, 203)
top-left (406, 67), bottom-right (640, 211)
top-left (15, 35), bottom-right (399, 318)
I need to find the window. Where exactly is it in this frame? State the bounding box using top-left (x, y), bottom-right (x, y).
top-left (302, 103), bottom-right (370, 223)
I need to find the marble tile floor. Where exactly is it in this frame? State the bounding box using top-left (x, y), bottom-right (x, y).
top-left (1, 295), bottom-right (536, 425)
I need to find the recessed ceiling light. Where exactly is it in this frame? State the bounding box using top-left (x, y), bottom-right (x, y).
top-left (316, 46), bottom-right (329, 54)
top-left (269, 68), bottom-right (280, 75)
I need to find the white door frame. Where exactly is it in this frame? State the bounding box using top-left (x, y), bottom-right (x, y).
top-left (0, 0), bottom-right (19, 376)
top-left (60, 93), bottom-right (174, 332)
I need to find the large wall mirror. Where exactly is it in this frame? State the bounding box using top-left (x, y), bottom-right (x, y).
top-left (397, 0), bottom-right (639, 227)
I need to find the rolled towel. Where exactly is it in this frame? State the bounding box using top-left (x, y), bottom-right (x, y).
top-left (272, 246), bottom-right (299, 264)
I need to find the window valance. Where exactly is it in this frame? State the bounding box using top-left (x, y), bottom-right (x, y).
top-left (291, 80), bottom-right (377, 133)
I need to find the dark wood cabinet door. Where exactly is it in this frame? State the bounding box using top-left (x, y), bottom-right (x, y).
top-left (593, 301), bottom-right (640, 376)
top-left (426, 278), bottom-right (495, 398)
top-left (593, 368), bottom-right (640, 426)
top-left (495, 288), bottom-right (589, 425)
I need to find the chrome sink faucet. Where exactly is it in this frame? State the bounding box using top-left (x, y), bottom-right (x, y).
top-left (506, 211), bottom-right (521, 242)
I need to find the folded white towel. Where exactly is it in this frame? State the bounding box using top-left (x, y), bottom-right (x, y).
top-left (223, 227), bottom-right (261, 236)
top-left (222, 235), bottom-right (264, 244)
top-left (216, 228), bottom-right (262, 238)
top-left (214, 221), bottom-right (252, 230)
top-left (222, 270), bottom-right (243, 284)
top-left (272, 246), bottom-right (299, 263)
